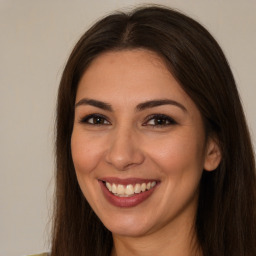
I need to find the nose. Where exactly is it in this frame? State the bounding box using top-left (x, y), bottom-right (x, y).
top-left (105, 126), bottom-right (145, 171)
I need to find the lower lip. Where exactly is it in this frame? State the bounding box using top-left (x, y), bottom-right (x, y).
top-left (99, 181), bottom-right (158, 208)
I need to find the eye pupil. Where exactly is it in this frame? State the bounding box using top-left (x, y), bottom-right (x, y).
top-left (155, 118), bottom-right (166, 125)
top-left (94, 117), bottom-right (104, 124)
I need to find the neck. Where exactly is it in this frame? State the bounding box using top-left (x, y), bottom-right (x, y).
top-left (111, 215), bottom-right (202, 256)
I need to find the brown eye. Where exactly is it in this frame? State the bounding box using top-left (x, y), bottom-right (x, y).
top-left (80, 114), bottom-right (110, 125)
top-left (150, 118), bottom-right (169, 125)
top-left (90, 116), bottom-right (106, 124)
top-left (144, 114), bottom-right (177, 127)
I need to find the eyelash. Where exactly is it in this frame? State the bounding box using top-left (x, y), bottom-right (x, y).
top-left (143, 114), bottom-right (177, 127)
top-left (79, 113), bottom-right (177, 127)
top-left (79, 114), bottom-right (111, 125)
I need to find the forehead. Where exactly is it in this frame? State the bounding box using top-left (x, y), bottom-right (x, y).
top-left (76, 49), bottom-right (192, 108)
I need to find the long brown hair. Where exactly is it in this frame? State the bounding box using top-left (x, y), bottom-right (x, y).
top-left (51, 6), bottom-right (256, 256)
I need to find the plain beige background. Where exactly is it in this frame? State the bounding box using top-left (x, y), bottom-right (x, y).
top-left (0, 0), bottom-right (255, 255)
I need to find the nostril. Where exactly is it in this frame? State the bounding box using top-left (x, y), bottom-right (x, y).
top-left (104, 131), bottom-right (145, 170)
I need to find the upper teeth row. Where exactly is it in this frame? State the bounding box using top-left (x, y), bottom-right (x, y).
top-left (105, 181), bottom-right (157, 197)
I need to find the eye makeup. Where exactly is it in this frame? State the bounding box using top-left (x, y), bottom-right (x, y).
top-left (143, 113), bottom-right (177, 127)
top-left (78, 112), bottom-right (177, 128)
top-left (79, 113), bottom-right (111, 125)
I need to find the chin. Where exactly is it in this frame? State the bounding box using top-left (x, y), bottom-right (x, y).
top-left (101, 211), bottom-right (157, 237)
top-left (107, 223), bottom-right (151, 237)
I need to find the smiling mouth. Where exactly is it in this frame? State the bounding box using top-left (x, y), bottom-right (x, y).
top-left (99, 178), bottom-right (159, 207)
top-left (102, 181), bottom-right (157, 197)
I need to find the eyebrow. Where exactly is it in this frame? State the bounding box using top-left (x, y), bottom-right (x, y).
top-left (136, 99), bottom-right (187, 112)
top-left (75, 98), bottom-right (112, 111)
top-left (75, 98), bottom-right (187, 112)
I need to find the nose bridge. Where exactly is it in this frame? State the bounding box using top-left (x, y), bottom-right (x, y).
top-left (105, 124), bottom-right (144, 170)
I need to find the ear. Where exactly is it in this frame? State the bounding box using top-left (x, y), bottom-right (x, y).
top-left (204, 136), bottom-right (222, 171)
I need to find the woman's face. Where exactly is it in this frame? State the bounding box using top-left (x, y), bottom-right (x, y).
top-left (71, 49), bottom-right (219, 237)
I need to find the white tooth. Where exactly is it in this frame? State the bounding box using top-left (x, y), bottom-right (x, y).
top-left (151, 181), bottom-right (156, 188)
top-left (125, 184), bottom-right (134, 195)
top-left (141, 183), bottom-right (146, 192)
top-left (134, 184), bottom-right (141, 193)
top-left (106, 182), bottom-right (112, 192)
top-left (117, 184), bottom-right (125, 194)
top-left (112, 184), bottom-right (117, 193)
top-left (110, 182), bottom-right (156, 196)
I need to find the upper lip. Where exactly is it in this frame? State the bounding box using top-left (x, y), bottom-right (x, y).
top-left (99, 177), bottom-right (159, 185)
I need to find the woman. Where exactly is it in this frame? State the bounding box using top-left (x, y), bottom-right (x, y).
top-left (49, 5), bottom-right (256, 256)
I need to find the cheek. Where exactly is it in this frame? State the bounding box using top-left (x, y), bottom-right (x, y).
top-left (145, 133), bottom-right (205, 214)
top-left (71, 131), bottom-right (105, 207)
top-left (146, 131), bottom-right (205, 175)
top-left (71, 131), bottom-right (105, 174)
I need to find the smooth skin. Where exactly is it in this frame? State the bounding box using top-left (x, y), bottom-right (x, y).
top-left (71, 49), bottom-right (221, 256)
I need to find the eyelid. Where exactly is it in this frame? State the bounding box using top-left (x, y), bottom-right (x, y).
top-left (79, 113), bottom-right (111, 125)
top-left (78, 113), bottom-right (177, 127)
top-left (142, 113), bottom-right (177, 126)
